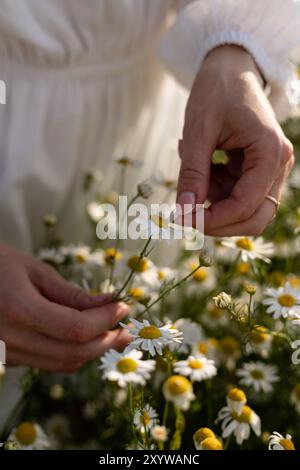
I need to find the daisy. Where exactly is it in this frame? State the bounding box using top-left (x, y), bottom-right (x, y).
top-left (212, 292), bottom-right (233, 309)
top-left (152, 171), bottom-right (177, 191)
top-left (134, 207), bottom-right (185, 241)
top-left (226, 388), bottom-right (247, 415)
top-left (198, 437), bottom-right (223, 450)
top-left (156, 267), bottom-right (177, 286)
top-left (9, 422), bottom-right (50, 450)
top-left (216, 404), bottom-right (261, 445)
top-left (174, 355), bottom-right (217, 382)
top-left (193, 427), bottom-right (215, 450)
top-left (87, 201), bottom-right (105, 222)
top-left (201, 302), bottom-right (228, 329)
top-left (151, 425), bottom-right (169, 443)
top-left (169, 318), bottom-right (203, 354)
top-left (192, 338), bottom-right (219, 362)
top-left (115, 254), bottom-right (159, 289)
top-left (269, 432), bottom-right (296, 450)
top-left (39, 248), bottom-right (66, 265)
top-left (121, 318), bottom-right (183, 356)
top-left (217, 336), bottom-right (241, 370)
top-left (183, 259), bottom-right (216, 293)
top-left (163, 375), bottom-right (195, 411)
top-left (115, 156), bottom-right (142, 167)
top-left (99, 349), bottom-right (155, 387)
top-left (246, 325), bottom-right (272, 357)
top-left (263, 283), bottom-right (300, 319)
top-left (290, 383), bottom-right (300, 413)
top-left (221, 236), bottom-right (274, 264)
top-left (236, 362), bottom-right (279, 393)
top-left (134, 404), bottom-right (158, 433)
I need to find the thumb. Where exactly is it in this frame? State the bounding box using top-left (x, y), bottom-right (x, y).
top-left (176, 138), bottom-right (214, 211)
top-left (34, 266), bottom-right (113, 310)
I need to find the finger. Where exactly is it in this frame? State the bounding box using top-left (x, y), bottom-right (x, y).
top-left (2, 325), bottom-right (130, 364)
top-left (177, 130), bottom-right (217, 208)
top-left (9, 285), bottom-right (130, 343)
top-left (6, 349), bottom-right (82, 373)
top-left (206, 167), bottom-right (287, 237)
top-left (203, 142), bottom-right (282, 232)
top-left (30, 263), bottom-right (112, 310)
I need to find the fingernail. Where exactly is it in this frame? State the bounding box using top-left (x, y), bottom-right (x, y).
top-left (172, 192), bottom-right (196, 223)
top-left (177, 191), bottom-right (196, 209)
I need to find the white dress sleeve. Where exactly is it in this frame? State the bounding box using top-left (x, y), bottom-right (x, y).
top-left (159, 0), bottom-right (300, 121)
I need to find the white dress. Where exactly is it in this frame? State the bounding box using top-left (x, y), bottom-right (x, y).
top-left (0, 0), bottom-right (300, 427)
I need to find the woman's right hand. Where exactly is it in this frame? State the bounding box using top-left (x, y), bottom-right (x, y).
top-left (0, 243), bottom-right (130, 372)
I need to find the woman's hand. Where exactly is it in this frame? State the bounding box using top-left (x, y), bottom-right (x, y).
top-left (178, 45), bottom-right (295, 236)
top-left (0, 243), bottom-right (130, 372)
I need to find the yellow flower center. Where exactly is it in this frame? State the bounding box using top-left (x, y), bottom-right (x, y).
top-left (198, 341), bottom-right (208, 356)
top-left (151, 214), bottom-right (169, 229)
top-left (141, 412), bottom-right (151, 426)
top-left (15, 423), bottom-right (37, 446)
top-left (279, 439), bottom-right (295, 450)
top-left (219, 336), bottom-right (239, 355)
top-left (193, 428), bottom-right (215, 444)
top-left (128, 287), bottom-right (145, 300)
top-left (278, 294), bottom-right (296, 307)
top-left (250, 370), bottom-right (264, 380)
top-left (75, 253), bottom-right (88, 263)
top-left (117, 157), bottom-right (130, 165)
top-left (208, 305), bottom-right (224, 319)
top-left (158, 270), bottom-right (166, 281)
top-left (227, 388), bottom-right (246, 403)
top-left (250, 326), bottom-right (269, 344)
top-left (293, 383), bottom-right (300, 400)
top-left (236, 262), bottom-right (251, 275)
top-left (236, 237), bottom-right (254, 251)
top-left (288, 276), bottom-right (300, 289)
top-left (105, 248), bottom-right (123, 264)
top-left (201, 437), bottom-right (223, 450)
top-left (268, 271), bottom-right (286, 287)
top-left (116, 358), bottom-right (138, 374)
top-left (188, 359), bottom-right (203, 370)
top-left (166, 375), bottom-right (191, 396)
top-left (192, 267), bottom-right (208, 283)
top-left (232, 405), bottom-right (252, 423)
top-left (164, 180), bottom-right (176, 189)
top-left (127, 255), bottom-right (149, 272)
top-left (139, 326), bottom-right (161, 339)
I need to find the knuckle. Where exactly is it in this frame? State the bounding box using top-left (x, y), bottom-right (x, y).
top-left (282, 139), bottom-right (295, 166)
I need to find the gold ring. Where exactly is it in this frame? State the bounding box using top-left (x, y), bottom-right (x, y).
top-left (266, 195), bottom-right (280, 224)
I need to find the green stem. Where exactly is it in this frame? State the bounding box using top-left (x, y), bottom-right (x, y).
top-left (114, 237), bottom-right (152, 300)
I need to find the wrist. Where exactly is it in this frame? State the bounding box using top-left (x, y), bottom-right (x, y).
top-left (202, 45), bottom-right (265, 89)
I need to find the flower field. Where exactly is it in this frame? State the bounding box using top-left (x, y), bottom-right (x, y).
top-left (1, 118), bottom-right (300, 451)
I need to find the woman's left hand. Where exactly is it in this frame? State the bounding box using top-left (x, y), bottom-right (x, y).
top-left (177, 45), bottom-right (295, 236)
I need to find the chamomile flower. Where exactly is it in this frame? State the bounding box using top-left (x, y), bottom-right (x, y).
top-left (246, 325), bottom-right (272, 357)
top-left (236, 362), bottom-right (279, 393)
top-left (151, 425), bottom-right (169, 443)
top-left (193, 428), bottom-right (214, 448)
top-left (217, 336), bottom-right (241, 370)
top-left (174, 355), bottom-right (217, 382)
top-left (156, 267), bottom-right (177, 286)
top-left (169, 318), bottom-right (203, 354)
top-left (87, 201), bottom-right (105, 222)
top-left (152, 172), bottom-right (177, 191)
top-left (183, 258), bottom-right (216, 293)
top-left (39, 248), bottom-right (66, 265)
top-left (115, 156), bottom-right (142, 167)
top-left (134, 405), bottom-right (158, 433)
top-left (134, 207), bottom-right (185, 241)
top-left (290, 383), bottom-right (300, 413)
top-left (198, 437), bottom-right (223, 450)
top-left (99, 349), bottom-right (155, 387)
top-left (269, 432), bottom-right (296, 450)
top-left (9, 423), bottom-right (50, 450)
top-left (201, 302), bottom-right (228, 329)
top-left (226, 388), bottom-right (247, 415)
top-left (163, 375), bottom-right (195, 410)
top-left (221, 237), bottom-right (274, 264)
top-left (192, 338), bottom-right (219, 362)
top-left (263, 283), bottom-right (300, 319)
top-left (121, 319), bottom-right (183, 356)
top-left (217, 404), bottom-right (261, 445)
top-left (116, 254), bottom-right (159, 289)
